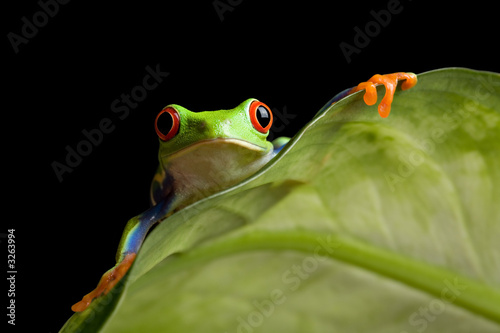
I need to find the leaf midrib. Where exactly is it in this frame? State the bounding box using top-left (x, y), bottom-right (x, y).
top-left (132, 230), bottom-right (500, 325)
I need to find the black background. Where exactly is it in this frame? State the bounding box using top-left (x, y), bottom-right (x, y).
top-left (5, 0), bottom-right (499, 331)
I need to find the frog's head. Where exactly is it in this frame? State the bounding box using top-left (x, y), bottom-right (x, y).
top-left (154, 99), bottom-right (274, 182)
top-left (155, 98), bottom-right (273, 160)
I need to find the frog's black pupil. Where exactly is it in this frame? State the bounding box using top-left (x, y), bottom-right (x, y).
top-left (256, 106), bottom-right (271, 128)
top-left (158, 112), bottom-right (173, 135)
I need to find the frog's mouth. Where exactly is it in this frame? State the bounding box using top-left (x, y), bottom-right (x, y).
top-left (161, 138), bottom-right (271, 160)
top-left (201, 138), bottom-right (269, 151)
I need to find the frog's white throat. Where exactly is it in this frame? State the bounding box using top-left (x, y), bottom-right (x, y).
top-left (162, 138), bottom-right (273, 206)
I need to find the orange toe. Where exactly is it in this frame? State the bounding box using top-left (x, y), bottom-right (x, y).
top-left (72, 253), bottom-right (136, 312)
top-left (350, 72), bottom-right (417, 118)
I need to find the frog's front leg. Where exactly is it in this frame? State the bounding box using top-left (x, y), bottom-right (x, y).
top-left (350, 72), bottom-right (417, 117)
top-left (319, 72), bottom-right (418, 117)
top-left (271, 137), bottom-right (291, 156)
top-left (71, 198), bottom-right (173, 312)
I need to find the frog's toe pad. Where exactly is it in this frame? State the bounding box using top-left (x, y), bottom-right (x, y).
top-left (350, 72), bottom-right (417, 118)
top-left (71, 253), bottom-right (136, 312)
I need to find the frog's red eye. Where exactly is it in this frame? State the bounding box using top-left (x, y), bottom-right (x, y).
top-left (155, 107), bottom-right (180, 141)
top-left (249, 100), bottom-right (273, 134)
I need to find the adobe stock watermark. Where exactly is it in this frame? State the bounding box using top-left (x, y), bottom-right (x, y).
top-left (225, 234), bottom-right (341, 333)
top-left (213, 0), bottom-right (243, 22)
top-left (384, 73), bottom-right (500, 192)
top-left (7, 0), bottom-right (71, 54)
top-left (268, 105), bottom-right (296, 141)
top-left (51, 64), bottom-right (169, 183)
top-left (401, 277), bottom-right (468, 333)
top-left (339, 0), bottom-right (411, 64)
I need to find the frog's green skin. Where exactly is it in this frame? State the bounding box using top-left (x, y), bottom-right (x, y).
top-left (117, 98), bottom-right (288, 263)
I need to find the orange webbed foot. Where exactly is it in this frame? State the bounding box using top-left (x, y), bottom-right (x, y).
top-left (349, 72), bottom-right (417, 118)
top-left (71, 253), bottom-right (136, 312)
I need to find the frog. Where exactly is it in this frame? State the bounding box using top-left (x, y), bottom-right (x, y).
top-left (71, 72), bottom-right (417, 312)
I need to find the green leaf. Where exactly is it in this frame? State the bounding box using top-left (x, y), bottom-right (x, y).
top-left (60, 68), bottom-right (500, 333)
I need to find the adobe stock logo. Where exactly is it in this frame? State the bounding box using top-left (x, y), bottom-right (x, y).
top-left (212, 0), bottom-right (243, 22)
top-left (51, 64), bottom-right (169, 183)
top-left (339, 0), bottom-right (410, 64)
top-left (7, 0), bottom-right (70, 54)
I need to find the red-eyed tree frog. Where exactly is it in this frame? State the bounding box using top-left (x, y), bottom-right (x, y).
top-left (71, 72), bottom-right (417, 312)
